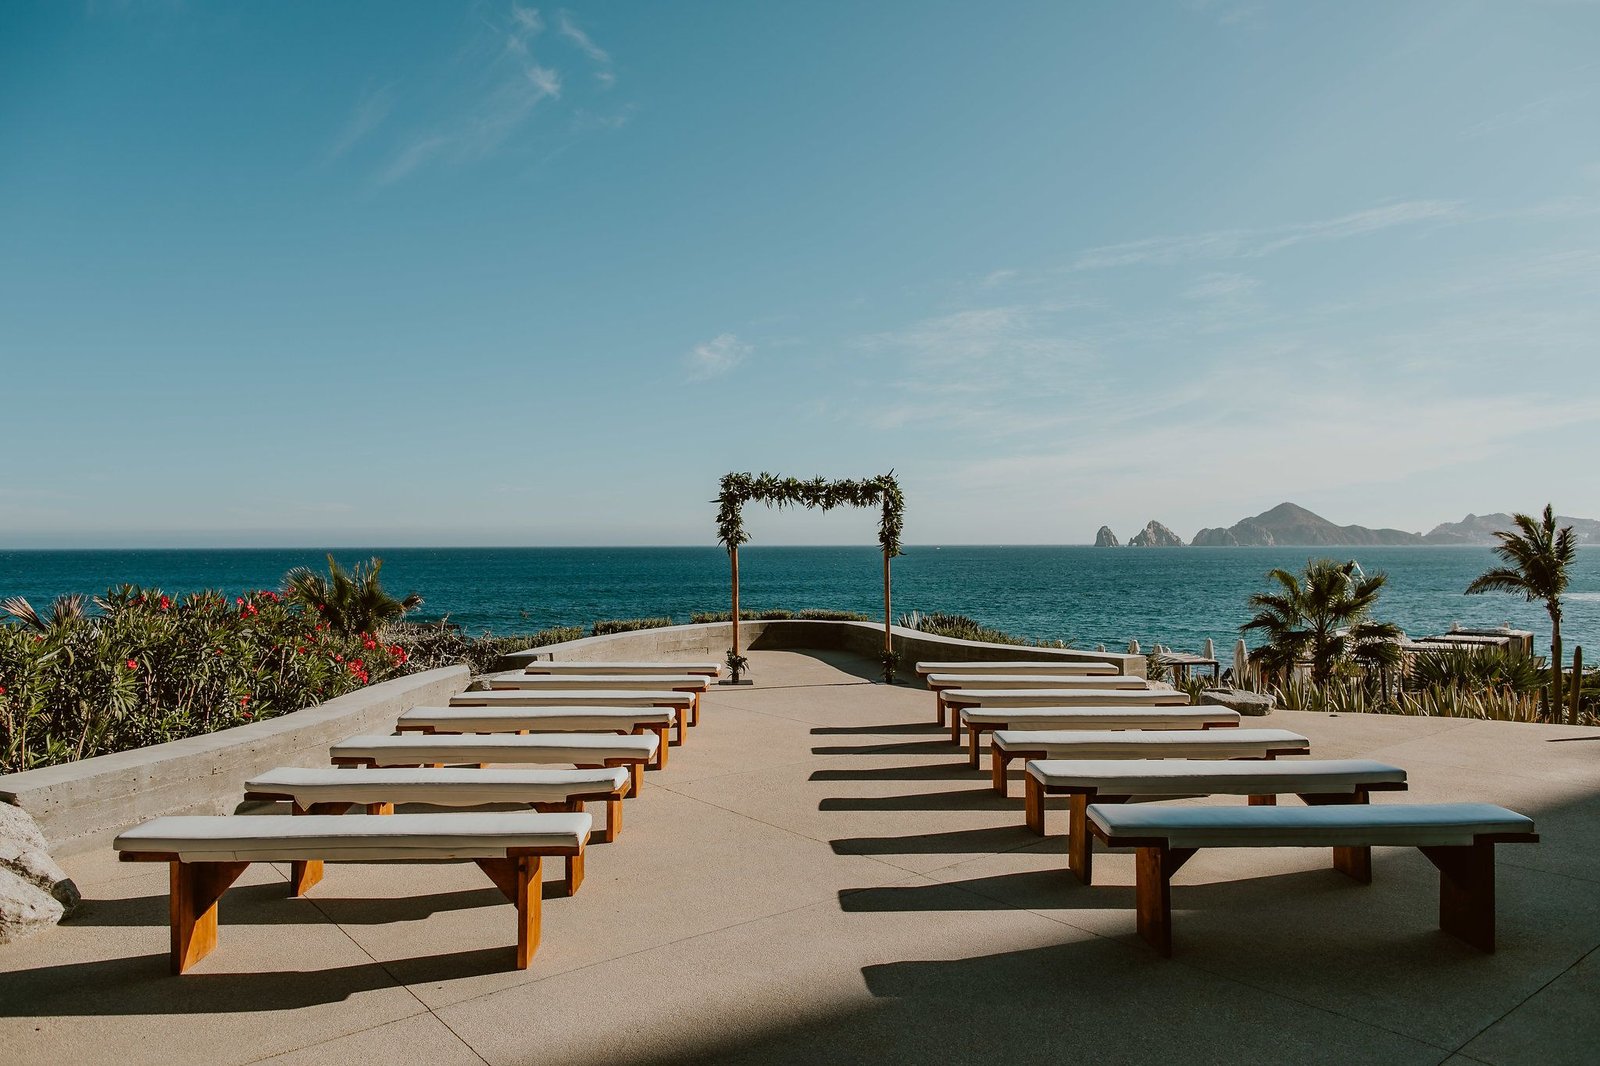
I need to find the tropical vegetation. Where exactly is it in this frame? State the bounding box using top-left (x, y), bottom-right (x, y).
top-left (1465, 504), bottom-right (1577, 719)
top-left (1242, 559), bottom-right (1403, 686)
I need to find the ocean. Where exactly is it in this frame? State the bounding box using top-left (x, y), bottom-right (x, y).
top-left (3, 545), bottom-right (1598, 657)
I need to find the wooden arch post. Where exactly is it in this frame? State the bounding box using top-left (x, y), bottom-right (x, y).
top-left (717, 472), bottom-right (903, 684)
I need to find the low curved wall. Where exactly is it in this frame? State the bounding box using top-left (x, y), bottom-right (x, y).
top-left (501, 620), bottom-right (1145, 678)
top-left (0, 665), bottom-right (470, 856)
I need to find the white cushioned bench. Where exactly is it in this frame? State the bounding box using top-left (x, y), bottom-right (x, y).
top-left (915, 660), bottom-right (1119, 677)
top-left (925, 674), bottom-right (1150, 727)
top-left (330, 733), bottom-right (660, 795)
top-left (988, 728), bottom-right (1311, 796)
top-left (960, 705), bottom-right (1241, 768)
top-left (115, 811), bottom-right (591, 973)
top-left (1088, 802), bottom-right (1538, 955)
top-left (1024, 758), bottom-right (1408, 883)
top-left (485, 673), bottom-right (711, 723)
top-left (940, 688), bottom-right (1191, 739)
top-left (243, 765), bottom-right (629, 896)
top-left (398, 705), bottom-right (680, 765)
top-left (524, 660), bottom-right (724, 679)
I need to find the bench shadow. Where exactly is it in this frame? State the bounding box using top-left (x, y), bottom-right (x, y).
top-left (819, 788), bottom-right (1014, 813)
top-left (0, 947), bottom-right (512, 1016)
top-left (810, 739), bottom-right (961, 756)
top-left (809, 723), bottom-right (940, 736)
top-left (830, 824), bottom-right (1040, 856)
top-left (809, 763), bottom-right (974, 783)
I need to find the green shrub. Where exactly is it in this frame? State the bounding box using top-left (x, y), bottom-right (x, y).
top-left (899, 611), bottom-right (1070, 649)
top-left (591, 617), bottom-right (675, 636)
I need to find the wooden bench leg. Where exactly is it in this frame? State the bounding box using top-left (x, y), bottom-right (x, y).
top-left (636, 725), bottom-right (668, 770)
top-left (950, 707), bottom-right (962, 744)
top-left (169, 860), bottom-right (250, 974)
top-left (991, 750), bottom-right (1012, 797)
top-left (290, 860), bottom-right (324, 896)
top-left (1024, 774), bottom-right (1046, 835)
top-left (1068, 793), bottom-right (1093, 884)
top-left (967, 725), bottom-right (982, 769)
top-left (1247, 794), bottom-right (1277, 806)
top-left (628, 761), bottom-right (643, 795)
top-left (1421, 843), bottom-right (1498, 952)
top-left (1134, 845), bottom-right (1196, 957)
top-left (935, 692), bottom-right (945, 727)
top-left (597, 794), bottom-right (623, 843)
top-left (675, 709), bottom-right (687, 746)
top-left (564, 850), bottom-right (584, 896)
top-left (478, 856), bottom-right (544, 968)
top-left (1300, 791), bottom-right (1370, 883)
top-left (366, 802), bottom-right (394, 815)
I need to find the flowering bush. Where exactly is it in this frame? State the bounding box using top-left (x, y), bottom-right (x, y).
top-left (0, 584), bottom-right (578, 773)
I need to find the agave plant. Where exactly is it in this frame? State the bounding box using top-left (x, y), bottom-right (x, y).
top-left (281, 555), bottom-right (423, 637)
top-left (1242, 560), bottom-right (1402, 687)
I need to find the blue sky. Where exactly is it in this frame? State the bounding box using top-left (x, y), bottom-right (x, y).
top-left (3, 0), bottom-right (1599, 547)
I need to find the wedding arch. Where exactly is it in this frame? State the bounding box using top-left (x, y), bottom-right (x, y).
top-left (715, 472), bottom-right (904, 682)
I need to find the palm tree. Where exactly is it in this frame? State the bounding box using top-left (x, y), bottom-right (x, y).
top-left (282, 555), bottom-right (423, 636)
top-left (1242, 559), bottom-right (1402, 687)
top-left (1, 594), bottom-right (87, 633)
top-left (1465, 505), bottom-right (1576, 719)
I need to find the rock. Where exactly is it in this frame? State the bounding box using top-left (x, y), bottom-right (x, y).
top-left (1190, 526), bottom-right (1240, 546)
top-left (1200, 688), bottom-right (1275, 717)
top-left (1127, 520), bottom-right (1184, 547)
top-left (0, 801), bottom-right (80, 945)
top-left (1093, 526), bottom-right (1121, 548)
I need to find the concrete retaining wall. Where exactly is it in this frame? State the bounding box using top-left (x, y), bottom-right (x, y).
top-left (501, 620), bottom-right (1145, 678)
top-left (0, 665), bottom-right (469, 856)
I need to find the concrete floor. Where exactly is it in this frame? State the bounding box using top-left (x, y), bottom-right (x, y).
top-left (4, 649), bottom-right (1599, 1065)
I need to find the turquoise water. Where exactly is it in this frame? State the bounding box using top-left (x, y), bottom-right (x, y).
top-left (2, 546), bottom-right (1598, 655)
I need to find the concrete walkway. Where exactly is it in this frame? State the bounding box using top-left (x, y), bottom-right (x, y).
top-left (4, 649), bottom-right (1599, 1065)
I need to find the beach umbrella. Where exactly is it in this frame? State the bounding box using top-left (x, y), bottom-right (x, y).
top-left (1128, 639), bottom-right (1140, 655)
top-left (1234, 639), bottom-right (1248, 684)
top-left (1204, 638), bottom-right (1215, 661)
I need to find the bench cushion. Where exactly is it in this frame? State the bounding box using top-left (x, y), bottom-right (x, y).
top-left (942, 689), bottom-right (1190, 707)
top-left (115, 811), bottom-right (592, 861)
top-left (915, 661), bottom-right (1118, 675)
top-left (1028, 758), bottom-right (1404, 795)
top-left (244, 766), bottom-right (629, 807)
top-left (992, 728), bottom-right (1309, 757)
top-left (964, 707), bottom-right (1240, 728)
top-left (331, 733), bottom-right (659, 765)
top-left (487, 672), bottom-right (710, 691)
top-left (399, 706), bottom-right (676, 731)
top-left (1088, 802), bottom-right (1534, 849)
top-left (927, 674), bottom-right (1149, 690)
top-left (524, 661), bottom-right (723, 676)
top-left (449, 690), bottom-right (693, 708)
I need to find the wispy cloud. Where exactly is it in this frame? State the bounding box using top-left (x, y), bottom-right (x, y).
top-left (557, 10), bottom-right (610, 64)
top-left (366, 2), bottom-right (619, 184)
top-left (328, 83), bottom-right (396, 160)
top-left (1181, 272), bottom-right (1260, 300)
top-left (686, 334), bottom-right (751, 379)
top-left (1072, 200), bottom-right (1463, 270)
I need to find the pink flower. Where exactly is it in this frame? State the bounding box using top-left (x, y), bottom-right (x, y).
top-left (125, 659), bottom-right (138, 671)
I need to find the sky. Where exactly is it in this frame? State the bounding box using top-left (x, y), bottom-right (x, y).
top-left (3, 0), bottom-right (1599, 548)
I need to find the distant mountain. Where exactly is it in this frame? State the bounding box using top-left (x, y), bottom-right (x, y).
top-left (1127, 520), bottom-right (1184, 547)
top-left (1094, 525), bottom-right (1121, 547)
top-left (1424, 513), bottom-right (1600, 545)
top-left (1191, 502), bottom-right (1423, 547)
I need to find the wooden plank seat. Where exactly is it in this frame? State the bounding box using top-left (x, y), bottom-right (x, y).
top-left (925, 673), bottom-right (1151, 727)
top-left (114, 811), bottom-right (591, 973)
top-left (961, 705), bottom-right (1242, 768)
top-left (1087, 802), bottom-right (1538, 955)
top-left (399, 705), bottom-right (680, 762)
top-left (988, 728), bottom-right (1311, 797)
top-left (1024, 758), bottom-right (1408, 884)
top-left (485, 673), bottom-right (712, 722)
top-left (330, 733), bottom-right (660, 796)
top-left (941, 687), bottom-right (1191, 742)
top-left (524, 660), bottom-right (725, 679)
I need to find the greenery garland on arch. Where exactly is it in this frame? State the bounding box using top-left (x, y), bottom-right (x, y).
top-left (715, 472), bottom-right (905, 682)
